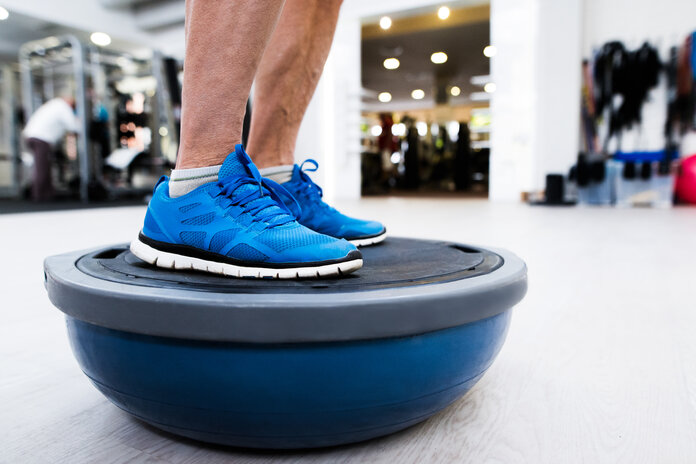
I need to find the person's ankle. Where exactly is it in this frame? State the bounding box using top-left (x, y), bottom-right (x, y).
top-left (244, 144), bottom-right (294, 171)
top-left (169, 165), bottom-right (221, 197)
top-left (260, 165), bottom-right (294, 184)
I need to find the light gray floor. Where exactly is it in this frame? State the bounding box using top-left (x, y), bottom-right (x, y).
top-left (2, 199), bottom-right (695, 463)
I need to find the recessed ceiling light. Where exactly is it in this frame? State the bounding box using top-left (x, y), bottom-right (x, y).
top-left (383, 58), bottom-right (400, 70)
top-left (437, 6), bottom-right (450, 20)
top-left (0, 7), bottom-right (9, 20)
top-left (484, 82), bottom-right (496, 93)
top-left (431, 52), bottom-right (447, 64)
top-left (450, 86), bottom-right (461, 96)
top-left (379, 16), bottom-right (392, 30)
top-left (90, 32), bottom-right (111, 47)
top-left (378, 92), bottom-right (392, 103)
top-left (411, 89), bottom-right (425, 100)
top-left (483, 45), bottom-right (497, 58)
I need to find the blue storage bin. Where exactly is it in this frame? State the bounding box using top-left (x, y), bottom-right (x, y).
top-left (614, 160), bottom-right (674, 208)
top-left (577, 161), bottom-right (618, 206)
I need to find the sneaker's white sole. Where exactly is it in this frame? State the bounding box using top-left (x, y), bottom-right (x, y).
top-left (350, 232), bottom-right (387, 247)
top-left (130, 238), bottom-right (363, 279)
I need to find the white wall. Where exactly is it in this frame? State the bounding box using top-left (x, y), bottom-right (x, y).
top-left (583, 0), bottom-right (696, 56)
top-left (488, 0), bottom-right (582, 201)
top-left (533, 0), bottom-right (582, 187)
top-left (490, 0), bottom-right (696, 200)
top-left (488, 0), bottom-right (538, 201)
top-left (584, 0), bottom-right (696, 155)
top-left (294, 10), bottom-right (363, 202)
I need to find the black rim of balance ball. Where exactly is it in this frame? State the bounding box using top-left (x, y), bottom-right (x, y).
top-left (44, 237), bottom-right (527, 344)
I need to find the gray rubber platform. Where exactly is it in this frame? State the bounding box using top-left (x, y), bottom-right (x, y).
top-left (44, 237), bottom-right (527, 343)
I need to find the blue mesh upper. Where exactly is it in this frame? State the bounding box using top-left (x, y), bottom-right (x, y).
top-left (180, 231), bottom-right (206, 248)
top-left (144, 212), bottom-right (162, 235)
top-left (255, 223), bottom-right (335, 252)
top-left (182, 212), bottom-right (216, 226)
top-left (179, 202), bottom-right (201, 213)
top-left (228, 243), bottom-right (268, 262)
top-left (209, 228), bottom-right (239, 254)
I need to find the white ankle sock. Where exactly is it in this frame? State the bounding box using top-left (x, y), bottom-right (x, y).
top-left (169, 165), bottom-right (221, 198)
top-left (260, 165), bottom-right (294, 184)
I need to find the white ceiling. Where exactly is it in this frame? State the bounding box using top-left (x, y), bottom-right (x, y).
top-left (0, 13), bottom-right (64, 59)
top-left (0, 9), bottom-right (161, 63)
top-left (0, 0), bottom-right (187, 62)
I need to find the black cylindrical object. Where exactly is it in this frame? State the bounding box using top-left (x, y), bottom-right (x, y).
top-left (590, 161), bottom-right (606, 182)
top-left (623, 161), bottom-right (636, 180)
top-left (545, 174), bottom-right (565, 204)
top-left (576, 153), bottom-right (590, 187)
top-left (640, 162), bottom-right (652, 180)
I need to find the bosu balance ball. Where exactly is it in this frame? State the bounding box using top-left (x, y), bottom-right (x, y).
top-left (44, 237), bottom-right (527, 449)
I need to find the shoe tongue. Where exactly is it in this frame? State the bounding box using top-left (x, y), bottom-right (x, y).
top-left (218, 144), bottom-right (292, 225)
top-left (219, 144), bottom-right (255, 180)
top-left (289, 164), bottom-right (304, 184)
top-left (217, 144), bottom-right (260, 199)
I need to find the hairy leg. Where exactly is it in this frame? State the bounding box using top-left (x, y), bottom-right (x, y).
top-left (177, 0), bottom-right (286, 169)
top-left (246, 0), bottom-right (343, 168)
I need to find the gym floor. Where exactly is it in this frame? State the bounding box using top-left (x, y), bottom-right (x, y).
top-left (2, 199), bottom-right (695, 463)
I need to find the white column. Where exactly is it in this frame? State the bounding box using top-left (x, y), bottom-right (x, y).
top-left (489, 0), bottom-right (582, 201)
top-left (532, 0), bottom-right (582, 186)
top-left (489, 0), bottom-right (539, 201)
top-left (294, 14), bottom-right (363, 202)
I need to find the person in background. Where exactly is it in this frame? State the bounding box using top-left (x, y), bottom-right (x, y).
top-left (22, 96), bottom-right (79, 201)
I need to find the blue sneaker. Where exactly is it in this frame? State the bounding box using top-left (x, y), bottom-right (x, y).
top-left (280, 160), bottom-right (387, 246)
top-left (130, 145), bottom-right (362, 278)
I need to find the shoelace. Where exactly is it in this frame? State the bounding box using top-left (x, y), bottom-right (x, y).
top-left (216, 155), bottom-right (301, 227)
top-left (291, 159), bottom-right (336, 215)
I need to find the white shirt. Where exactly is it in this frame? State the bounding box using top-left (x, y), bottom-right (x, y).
top-left (23, 98), bottom-right (80, 146)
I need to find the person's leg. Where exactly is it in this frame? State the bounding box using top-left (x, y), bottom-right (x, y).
top-left (246, 0), bottom-right (343, 169)
top-left (176, 0), bottom-right (286, 170)
top-left (246, 0), bottom-right (385, 246)
top-left (132, 0), bottom-right (361, 278)
top-left (28, 138), bottom-right (53, 202)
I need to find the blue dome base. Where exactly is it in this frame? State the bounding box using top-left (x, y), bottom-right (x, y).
top-left (66, 311), bottom-right (511, 449)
